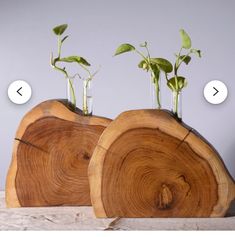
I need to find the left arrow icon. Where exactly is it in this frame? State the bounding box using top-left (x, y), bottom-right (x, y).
top-left (8, 80), bottom-right (32, 104)
top-left (17, 87), bottom-right (23, 96)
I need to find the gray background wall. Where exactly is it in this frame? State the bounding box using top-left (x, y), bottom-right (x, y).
top-left (0, 0), bottom-right (235, 190)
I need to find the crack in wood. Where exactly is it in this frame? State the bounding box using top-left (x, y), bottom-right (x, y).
top-left (176, 129), bottom-right (193, 150)
top-left (15, 138), bottom-right (49, 154)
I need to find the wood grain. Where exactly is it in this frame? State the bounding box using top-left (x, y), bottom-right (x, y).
top-left (88, 109), bottom-right (235, 218)
top-left (6, 99), bottom-right (111, 207)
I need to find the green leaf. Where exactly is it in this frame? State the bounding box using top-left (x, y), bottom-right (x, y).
top-left (190, 48), bottom-right (202, 57)
top-left (138, 60), bottom-right (160, 80)
top-left (179, 55), bottom-right (191, 65)
top-left (150, 58), bottom-right (173, 73)
top-left (178, 77), bottom-right (187, 89)
top-left (168, 76), bottom-right (187, 91)
top-left (53, 24), bottom-right (68, 36)
top-left (151, 64), bottom-right (160, 80)
top-left (179, 29), bottom-right (191, 49)
top-left (61, 35), bottom-right (69, 43)
top-left (138, 60), bottom-right (149, 71)
top-left (114, 44), bottom-right (135, 56)
top-left (60, 56), bottom-right (91, 66)
top-left (167, 76), bottom-right (187, 91)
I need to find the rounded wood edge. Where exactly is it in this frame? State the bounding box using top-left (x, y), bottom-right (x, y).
top-left (47, 100), bottom-right (112, 127)
top-left (5, 140), bottom-right (20, 207)
top-left (185, 131), bottom-right (235, 217)
top-left (233, 183), bottom-right (235, 201)
top-left (97, 109), bottom-right (190, 150)
top-left (6, 100), bottom-right (59, 207)
top-left (15, 99), bottom-right (112, 140)
top-left (88, 145), bottom-right (107, 217)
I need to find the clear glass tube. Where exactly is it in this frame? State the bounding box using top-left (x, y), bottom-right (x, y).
top-left (150, 75), bottom-right (161, 109)
top-left (67, 77), bottom-right (76, 111)
top-left (172, 91), bottom-right (182, 119)
top-left (83, 79), bottom-right (93, 116)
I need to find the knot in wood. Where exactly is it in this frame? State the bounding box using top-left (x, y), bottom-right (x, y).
top-left (158, 184), bottom-right (173, 209)
top-left (78, 151), bottom-right (90, 160)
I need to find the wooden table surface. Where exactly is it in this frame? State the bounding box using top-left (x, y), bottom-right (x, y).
top-left (0, 191), bottom-right (235, 230)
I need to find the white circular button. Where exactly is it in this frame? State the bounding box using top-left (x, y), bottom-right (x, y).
top-left (8, 80), bottom-right (32, 104)
top-left (203, 80), bottom-right (228, 105)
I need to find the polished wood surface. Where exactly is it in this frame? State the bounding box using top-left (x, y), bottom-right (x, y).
top-left (6, 100), bottom-right (111, 207)
top-left (88, 109), bottom-right (235, 217)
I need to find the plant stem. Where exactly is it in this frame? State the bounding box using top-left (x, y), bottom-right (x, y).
top-left (58, 36), bottom-right (62, 58)
top-left (149, 67), bottom-right (161, 109)
top-left (175, 91), bottom-right (178, 115)
top-left (155, 79), bottom-right (161, 109)
top-left (175, 47), bottom-right (183, 69)
top-left (176, 51), bottom-right (191, 70)
top-left (144, 45), bottom-right (151, 59)
top-left (79, 63), bottom-right (92, 78)
top-left (173, 91), bottom-right (180, 119)
top-left (151, 73), bottom-right (161, 109)
top-left (83, 79), bottom-right (88, 115)
top-left (135, 49), bottom-right (148, 61)
top-left (136, 47), bottom-right (161, 109)
top-left (68, 77), bottom-right (76, 110)
top-left (174, 47), bottom-right (184, 91)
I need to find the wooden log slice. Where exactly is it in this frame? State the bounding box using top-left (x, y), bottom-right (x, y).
top-left (88, 109), bottom-right (235, 217)
top-left (6, 100), bottom-right (112, 207)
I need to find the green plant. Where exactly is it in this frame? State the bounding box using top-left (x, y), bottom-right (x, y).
top-left (114, 42), bottom-right (172, 109)
top-left (114, 29), bottom-right (201, 118)
top-left (164, 29), bottom-right (201, 118)
top-left (50, 24), bottom-right (96, 115)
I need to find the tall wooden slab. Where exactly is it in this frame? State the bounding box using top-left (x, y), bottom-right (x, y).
top-left (6, 99), bottom-right (112, 207)
top-left (88, 109), bottom-right (235, 217)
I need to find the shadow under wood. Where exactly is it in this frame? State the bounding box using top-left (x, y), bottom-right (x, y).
top-left (226, 200), bottom-right (235, 217)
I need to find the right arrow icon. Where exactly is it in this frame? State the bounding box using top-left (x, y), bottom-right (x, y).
top-left (213, 87), bottom-right (219, 96)
top-left (204, 80), bottom-right (228, 105)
